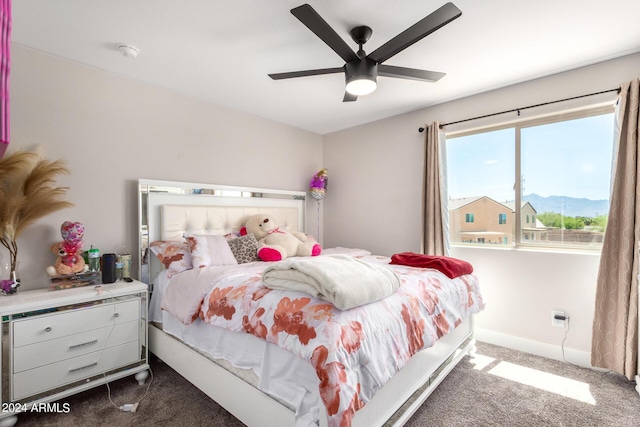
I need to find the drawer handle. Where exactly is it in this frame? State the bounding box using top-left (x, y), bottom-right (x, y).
top-left (114, 313), bottom-right (120, 318)
top-left (44, 327), bottom-right (52, 333)
top-left (69, 339), bottom-right (98, 350)
top-left (69, 362), bottom-right (98, 374)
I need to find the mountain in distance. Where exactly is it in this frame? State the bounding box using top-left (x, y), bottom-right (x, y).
top-left (522, 193), bottom-right (609, 218)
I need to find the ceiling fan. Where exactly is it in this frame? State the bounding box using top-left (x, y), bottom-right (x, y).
top-left (268, 2), bottom-right (462, 102)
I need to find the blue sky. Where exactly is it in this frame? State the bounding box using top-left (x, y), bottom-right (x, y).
top-left (446, 113), bottom-right (615, 202)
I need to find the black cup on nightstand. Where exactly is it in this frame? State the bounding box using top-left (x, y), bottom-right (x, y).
top-left (101, 253), bottom-right (117, 284)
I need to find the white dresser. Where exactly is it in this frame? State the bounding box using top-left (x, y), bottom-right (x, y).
top-left (0, 281), bottom-right (149, 425)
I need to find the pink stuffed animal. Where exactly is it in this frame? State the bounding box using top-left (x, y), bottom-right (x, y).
top-left (46, 221), bottom-right (88, 276)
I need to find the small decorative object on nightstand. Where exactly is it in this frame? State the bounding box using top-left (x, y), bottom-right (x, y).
top-left (0, 280), bottom-right (149, 426)
top-left (0, 261), bottom-right (18, 295)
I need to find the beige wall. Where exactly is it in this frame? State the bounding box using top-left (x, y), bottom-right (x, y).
top-left (7, 45), bottom-right (323, 290)
top-left (324, 52), bottom-right (640, 364)
top-left (7, 42), bottom-right (640, 365)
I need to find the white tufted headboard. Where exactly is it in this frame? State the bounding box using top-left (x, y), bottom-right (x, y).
top-left (139, 179), bottom-right (306, 284)
top-left (160, 205), bottom-right (301, 241)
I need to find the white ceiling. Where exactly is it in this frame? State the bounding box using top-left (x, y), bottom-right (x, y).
top-left (11, 0), bottom-right (640, 135)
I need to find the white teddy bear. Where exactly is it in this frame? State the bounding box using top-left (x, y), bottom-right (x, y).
top-left (243, 214), bottom-right (321, 261)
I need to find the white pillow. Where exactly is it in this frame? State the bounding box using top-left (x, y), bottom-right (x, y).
top-left (184, 233), bottom-right (238, 268)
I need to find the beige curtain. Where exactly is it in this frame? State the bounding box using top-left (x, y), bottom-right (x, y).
top-left (422, 122), bottom-right (449, 256)
top-left (591, 79), bottom-right (639, 380)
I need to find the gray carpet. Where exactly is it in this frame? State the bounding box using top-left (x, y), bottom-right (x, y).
top-left (15, 341), bottom-right (640, 426)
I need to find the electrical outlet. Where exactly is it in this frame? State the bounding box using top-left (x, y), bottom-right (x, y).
top-left (551, 311), bottom-right (566, 328)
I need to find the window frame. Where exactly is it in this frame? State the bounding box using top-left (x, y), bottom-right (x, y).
top-left (445, 104), bottom-right (615, 252)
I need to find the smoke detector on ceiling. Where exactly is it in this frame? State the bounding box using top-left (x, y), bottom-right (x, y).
top-left (118, 44), bottom-right (139, 58)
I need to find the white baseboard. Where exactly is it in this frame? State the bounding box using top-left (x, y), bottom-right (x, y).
top-left (475, 327), bottom-right (593, 368)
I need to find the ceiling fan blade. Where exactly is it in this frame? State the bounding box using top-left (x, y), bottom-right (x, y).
top-left (269, 67), bottom-right (344, 80)
top-left (368, 2), bottom-right (461, 64)
top-left (378, 65), bottom-right (445, 82)
top-left (343, 92), bottom-right (358, 102)
top-left (291, 4), bottom-right (359, 63)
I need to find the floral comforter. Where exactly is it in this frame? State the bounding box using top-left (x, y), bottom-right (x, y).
top-left (162, 254), bottom-right (485, 427)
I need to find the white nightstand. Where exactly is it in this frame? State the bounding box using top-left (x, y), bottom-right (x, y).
top-left (0, 280), bottom-right (149, 426)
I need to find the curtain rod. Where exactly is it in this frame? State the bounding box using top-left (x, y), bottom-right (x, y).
top-left (417, 87), bottom-right (620, 132)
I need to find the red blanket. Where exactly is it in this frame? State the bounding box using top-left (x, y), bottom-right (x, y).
top-left (390, 252), bottom-right (473, 279)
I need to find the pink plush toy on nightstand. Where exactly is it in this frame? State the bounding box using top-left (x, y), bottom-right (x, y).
top-left (46, 221), bottom-right (89, 276)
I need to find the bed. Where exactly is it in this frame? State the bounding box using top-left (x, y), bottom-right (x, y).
top-left (138, 179), bottom-right (484, 427)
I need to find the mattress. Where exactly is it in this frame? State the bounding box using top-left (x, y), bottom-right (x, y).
top-left (152, 271), bottom-right (323, 427)
top-left (152, 249), bottom-right (484, 426)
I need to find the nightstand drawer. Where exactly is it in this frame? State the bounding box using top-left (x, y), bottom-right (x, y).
top-left (13, 320), bottom-right (139, 373)
top-left (13, 299), bottom-right (140, 347)
top-left (13, 340), bottom-right (140, 400)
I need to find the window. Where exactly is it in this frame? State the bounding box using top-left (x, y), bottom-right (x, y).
top-left (447, 107), bottom-right (614, 249)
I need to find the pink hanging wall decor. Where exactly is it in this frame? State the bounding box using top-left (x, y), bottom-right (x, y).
top-left (0, 0), bottom-right (11, 159)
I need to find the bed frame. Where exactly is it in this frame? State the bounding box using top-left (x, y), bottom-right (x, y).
top-left (138, 179), bottom-right (476, 427)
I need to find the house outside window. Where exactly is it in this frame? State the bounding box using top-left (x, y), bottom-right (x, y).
top-left (446, 106), bottom-right (614, 249)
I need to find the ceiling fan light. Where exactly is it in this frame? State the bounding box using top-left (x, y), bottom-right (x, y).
top-left (345, 58), bottom-right (378, 96)
top-left (346, 76), bottom-right (377, 96)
